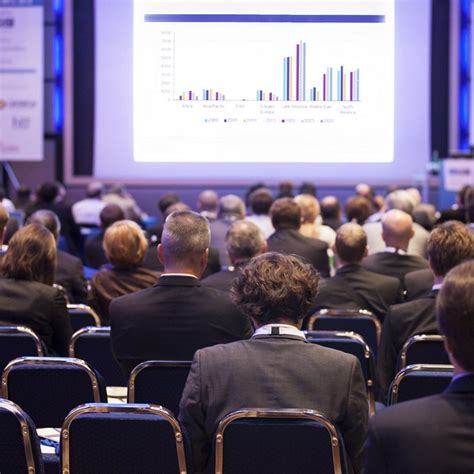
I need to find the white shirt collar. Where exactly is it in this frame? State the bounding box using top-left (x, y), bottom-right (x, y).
top-left (161, 273), bottom-right (199, 279)
top-left (384, 246), bottom-right (407, 255)
top-left (432, 283), bottom-right (443, 291)
top-left (253, 324), bottom-right (306, 339)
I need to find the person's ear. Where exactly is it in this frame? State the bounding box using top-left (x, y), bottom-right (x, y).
top-left (157, 243), bottom-right (165, 264)
top-left (200, 248), bottom-right (209, 272)
top-left (260, 240), bottom-right (268, 254)
top-left (363, 246), bottom-right (369, 258)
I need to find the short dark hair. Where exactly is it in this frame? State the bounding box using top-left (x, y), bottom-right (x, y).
top-left (231, 252), bottom-right (319, 325)
top-left (437, 260), bottom-right (474, 371)
top-left (270, 198), bottom-right (301, 230)
top-left (427, 221), bottom-right (474, 276)
top-left (320, 196), bottom-right (341, 220)
top-left (37, 182), bottom-right (59, 203)
top-left (1, 223), bottom-right (56, 285)
top-left (27, 210), bottom-right (61, 239)
top-left (335, 223), bottom-right (367, 263)
top-left (158, 193), bottom-right (180, 215)
top-left (345, 196), bottom-right (371, 225)
top-left (250, 188), bottom-right (273, 215)
top-left (100, 204), bottom-right (125, 230)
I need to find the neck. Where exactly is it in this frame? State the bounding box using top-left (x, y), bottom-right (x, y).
top-left (384, 240), bottom-right (409, 252)
top-left (254, 319), bottom-right (302, 330)
top-left (433, 274), bottom-right (444, 286)
top-left (163, 266), bottom-right (201, 278)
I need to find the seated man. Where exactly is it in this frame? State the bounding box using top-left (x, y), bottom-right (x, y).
top-left (179, 253), bottom-right (368, 474)
top-left (312, 223), bottom-right (401, 320)
top-left (110, 210), bottom-right (252, 376)
top-left (267, 198), bottom-right (330, 277)
top-left (376, 221), bottom-right (474, 402)
top-left (202, 220), bottom-right (266, 293)
top-left (366, 260), bottom-right (474, 474)
top-left (362, 209), bottom-right (429, 282)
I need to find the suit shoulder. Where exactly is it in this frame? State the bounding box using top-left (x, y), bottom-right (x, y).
top-left (58, 250), bottom-right (82, 266)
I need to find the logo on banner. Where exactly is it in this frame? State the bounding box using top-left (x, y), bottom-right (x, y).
top-left (0, 18), bottom-right (14, 28)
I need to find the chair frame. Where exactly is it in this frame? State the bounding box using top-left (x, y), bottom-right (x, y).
top-left (0, 398), bottom-right (39, 474)
top-left (2, 356), bottom-right (103, 401)
top-left (306, 330), bottom-right (376, 416)
top-left (53, 283), bottom-right (70, 304)
top-left (60, 403), bottom-right (187, 474)
top-left (215, 408), bottom-right (343, 474)
top-left (127, 360), bottom-right (192, 403)
top-left (388, 363), bottom-right (453, 405)
top-left (68, 326), bottom-right (112, 358)
top-left (0, 326), bottom-right (44, 357)
top-left (398, 334), bottom-right (446, 370)
top-left (67, 304), bottom-right (101, 327)
top-left (307, 309), bottom-right (382, 345)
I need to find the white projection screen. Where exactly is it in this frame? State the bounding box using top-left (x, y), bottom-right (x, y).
top-left (92, 0), bottom-right (431, 184)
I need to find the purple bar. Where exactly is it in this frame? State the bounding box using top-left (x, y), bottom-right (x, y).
top-left (286, 58), bottom-right (290, 100)
top-left (340, 66), bottom-right (343, 100)
top-left (350, 72), bottom-right (353, 101)
top-left (216, 92), bottom-right (219, 100)
top-left (323, 74), bottom-right (326, 101)
top-left (189, 91), bottom-right (192, 100)
top-left (313, 87), bottom-right (316, 101)
top-left (296, 43), bottom-right (300, 101)
top-left (269, 92), bottom-right (273, 101)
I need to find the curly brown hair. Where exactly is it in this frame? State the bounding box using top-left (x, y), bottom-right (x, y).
top-left (230, 252), bottom-right (320, 325)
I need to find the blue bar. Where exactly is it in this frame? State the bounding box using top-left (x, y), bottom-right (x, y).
top-left (283, 58), bottom-right (287, 100)
top-left (206, 90), bottom-right (209, 100)
top-left (145, 14), bottom-right (386, 23)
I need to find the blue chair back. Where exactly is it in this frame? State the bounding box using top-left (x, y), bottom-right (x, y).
top-left (308, 310), bottom-right (381, 357)
top-left (215, 409), bottom-right (347, 474)
top-left (2, 357), bottom-right (107, 428)
top-left (61, 403), bottom-right (189, 474)
top-left (128, 361), bottom-right (192, 415)
top-left (306, 330), bottom-right (375, 415)
top-left (0, 398), bottom-right (44, 474)
top-left (70, 327), bottom-right (126, 387)
top-left (67, 304), bottom-right (101, 332)
top-left (397, 334), bottom-right (449, 371)
top-left (388, 364), bottom-right (453, 405)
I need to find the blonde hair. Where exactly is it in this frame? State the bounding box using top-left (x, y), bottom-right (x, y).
top-left (294, 194), bottom-right (320, 224)
top-left (103, 220), bottom-right (148, 269)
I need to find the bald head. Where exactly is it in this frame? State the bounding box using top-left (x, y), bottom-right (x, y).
top-left (198, 190), bottom-right (218, 212)
top-left (335, 223), bottom-right (368, 264)
top-left (382, 209), bottom-right (414, 251)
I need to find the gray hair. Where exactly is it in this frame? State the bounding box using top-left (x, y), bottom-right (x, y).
top-left (225, 221), bottom-right (264, 261)
top-left (161, 211), bottom-right (210, 263)
top-left (385, 190), bottom-right (416, 215)
top-left (218, 194), bottom-right (245, 218)
top-left (27, 209), bottom-right (61, 239)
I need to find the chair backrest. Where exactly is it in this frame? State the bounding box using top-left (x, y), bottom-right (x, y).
top-left (306, 330), bottom-right (376, 415)
top-left (215, 408), bottom-right (347, 474)
top-left (307, 309), bottom-right (381, 357)
top-left (0, 326), bottom-right (44, 381)
top-left (2, 356), bottom-right (107, 428)
top-left (128, 360), bottom-right (192, 415)
top-left (397, 334), bottom-right (449, 371)
top-left (67, 304), bottom-right (101, 332)
top-left (61, 403), bottom-right (188, 474)
top-left (0, 399), bottom-right (44, 474)
top-left (69, 326), bottom-right (126, 387)
top-left (388, 364), bottom-right (453, 405)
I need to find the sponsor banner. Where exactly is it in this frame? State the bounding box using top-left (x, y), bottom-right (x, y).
top-left (0, 0), bottom-right (43, 161)
top-left (443, 159), bottom-right (474, 192)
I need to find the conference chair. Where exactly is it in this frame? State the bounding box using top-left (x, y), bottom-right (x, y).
top-left (2, 356), bottom-right (107, 428)
top-left (69, 326), bottom-right (127, 387)
top-left (215, 408), bottom-right (348, 474)
top-left (397, 334), bottom-right (449, 371)
top-left (128, 360), bottom-right (192, 415)
top-left (388, 364), bottom-right (453, 405)
top-left (307, 309), bottom-right (381, 357)
top-left (61, 403), bottom-right (189, 474)
top-left (67, 304), bottom-right (101, 332)
top-left (53, 283), bottom-right (70, 304)
top-left (0, 326), bottom-right (44, 386)
top-left (0, 398), bottom-right (45, 474)
top-left (306, 330), bottom-right (376, 415)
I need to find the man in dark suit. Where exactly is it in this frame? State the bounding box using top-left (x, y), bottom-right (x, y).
top-left (366, 260), bottom-right (474, 474)
top-left (202, 220), bottom-right (266, 292)
top-left (320, 195), bottom-right (343, 230)
top-left (376, 222), bottom-right (474, 403)
top-left (267, 198), bottom-right (330, 277)
top-left (27, 210), bottom-right (88, 304)
top-left (110, 211), bottom-right (252, 376)
top-left (312, 223), bottom-right (401, 321)
top-left (179, 253), bottom-right (368, 474)
top-left (362, 209), bottom-right (429, 282)
top-left (403, 268), bottom-right (433, 301)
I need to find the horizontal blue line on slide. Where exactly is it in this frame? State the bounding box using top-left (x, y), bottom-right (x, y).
top-left (0, 69), bottom-right (37, 74)
top-left (144, 14), bottom-right (386, 23)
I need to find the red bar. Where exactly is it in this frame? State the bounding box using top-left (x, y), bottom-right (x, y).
top-left (323, 74), bottom-right (326, 101)
top-left (296, 44), bottom-right (300, 100)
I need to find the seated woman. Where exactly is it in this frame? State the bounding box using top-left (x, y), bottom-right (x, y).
top-left (0, 223), bottom-right (73, 356)
top-left (88, 220), bottom-right (160, 323)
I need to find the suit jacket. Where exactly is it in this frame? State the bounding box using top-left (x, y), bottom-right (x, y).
top-left (179, 334), bottom-right (368, 474)
top-left (361, 251), bottom-right (429, 283)
top-left (366, 374), bottom-right (474, 474)
top-left (201, 261), bottom-right (246, 293)
top-left (110, 275), bottom-right (253, 376)
top-left (84, 232), bottom-right (108, 269)
top-left (404, 268), bottom-right (434, 301)
top-left (267, 229), bottom-right (330, 277)
top-left (312, 264), bottom-right (401, 321)
top-left (0, 278), bottom-right (73, 356)
top-left (56, 250), bottom-right (88, 304)
top-left (376, 291), bottom-right (438, 403)
top-left (209, 217), bottom-right (238, 267)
